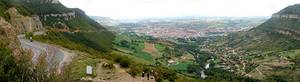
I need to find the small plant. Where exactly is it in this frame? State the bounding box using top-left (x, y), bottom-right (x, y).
top-left (128, 65), bottom-right (145, 77)
top-left (25, 32), bottom-right (33, 39)
top-left (102, 62), bottom-right (114, 69)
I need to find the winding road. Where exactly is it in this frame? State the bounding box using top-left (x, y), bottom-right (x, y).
top-left (18, 32), bottom-right (74, 73)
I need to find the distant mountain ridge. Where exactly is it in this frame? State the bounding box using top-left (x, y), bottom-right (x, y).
top-left (209, 4), bottom-right (300, 81)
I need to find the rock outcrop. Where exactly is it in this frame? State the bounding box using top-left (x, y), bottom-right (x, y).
top-left (7, 7), bottom-right (43, 33)
top-left (0, 16), bottom-right (18, 47)
top-left (0, 16), bottom-right (23, 57)
top-left (19, 0), bottom-right (59, 4)
top-left (272, 14), bottom-right (300, 19)
top-left (41, 11), bottom-right (76, 21)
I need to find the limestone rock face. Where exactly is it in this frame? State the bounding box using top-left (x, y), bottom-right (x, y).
top-left (17, 0), bottom-right (59, 4)
top-left (7, 8), bottom-right (43, 34)
top-left (50, 0), bottom-right (59, 3)
top-left (272, 14), bottom-right (300, 19)
top-left (42, 12), bottom-right (76, 21)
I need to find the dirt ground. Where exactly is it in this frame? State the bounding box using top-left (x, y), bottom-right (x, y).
top-left (143, 42), bottom-right (161, 58)
top-left (93, 61), bottom-right (155, 82)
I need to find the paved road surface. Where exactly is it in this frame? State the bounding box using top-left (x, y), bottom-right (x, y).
top-left (18, 33), bottom-right (74, 73)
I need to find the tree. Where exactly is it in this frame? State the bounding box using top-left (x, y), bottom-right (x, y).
top-left (154, 67), bottom-right (178, 82)
top-left (120, 40), bottom-right (130, 48)
top-left (187, 64), bottom-right (201, 73)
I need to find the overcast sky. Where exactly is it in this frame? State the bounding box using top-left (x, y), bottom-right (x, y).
top-left (59, 0), bottom-right (300, 19)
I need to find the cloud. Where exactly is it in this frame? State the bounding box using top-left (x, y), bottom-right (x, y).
top-left (59, 0), bottom-right (300, 19)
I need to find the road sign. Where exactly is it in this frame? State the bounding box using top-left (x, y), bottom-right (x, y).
top-left (86, 66), bottom-right (92, 75)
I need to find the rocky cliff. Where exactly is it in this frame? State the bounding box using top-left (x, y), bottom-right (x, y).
top-left (272, 14), bottom-right (300, 19)
top-left (16, 0), bottom-right (108, 31)
top-left (7, 7), bottom-right (43, 33)
top-left (18, 0), bottom-right (59, 4)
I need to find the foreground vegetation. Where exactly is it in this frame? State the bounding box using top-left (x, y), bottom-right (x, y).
top-left (31, 31), bottom-right (190, 81)
top-left (0, 30), bottom-right (72, 82)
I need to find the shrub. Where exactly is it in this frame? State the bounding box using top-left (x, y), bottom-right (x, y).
top-left (114, 55), bottom-right (133, 68)
top-left (102, 62), bottom-right (114, 69)
top-left (154, 67), bottom-right (178, 82)
top-left (25, 32), bottom-right (33, 39)
top-left (128, 65), bottom-right (145, 77)
top-left (187, 64), bottom-right (201, 73)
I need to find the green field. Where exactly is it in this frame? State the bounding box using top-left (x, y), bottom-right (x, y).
top-left (114, 34), bottom-right (154, 62)
top-left (169, 61), bottom-right (194, 71)
top-left (113, 34), bottom-right (132, 42)
top-left (155, 43), bottom-right (166, 51)
top-left (130, 42), bottom-right (154, 62)
top-left (111, 51), bottom-right (152, 65)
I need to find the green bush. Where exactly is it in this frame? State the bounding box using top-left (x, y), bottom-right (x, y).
top-left (128, 65), bottom-right (145, 77)
top-left (25, 32), bottom-right (33, 39)
top-left (187, 64), bottom-right (201, 73)
top-left (154, 67), bottom-right (178, 82)
top-left (114, 55), bottom-right (132, 68)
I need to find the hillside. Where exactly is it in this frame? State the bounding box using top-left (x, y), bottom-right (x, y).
top-left (217, 4), bottom-right (300, 53)
top-left (3, 0), bottom-right (299, 82)
top-left (0, 0), bottom-right (205, 82)
top-left (12, 0), bottom-right (115, 52)
top-left (0, 0), bottom-right (115, 81)
top-left (208, 4), bottom-right (300, 81)
top-left (15, 0), bottom-right (107, 31)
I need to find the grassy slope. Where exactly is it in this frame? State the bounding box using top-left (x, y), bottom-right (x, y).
top-left (279, 49), bottom-right (300, 59)
top-left (217, 18), bottom-right (300, 55)
top-left (113, 34), bottom-right (154, 62)
top-left (213, 18), bottom-right (300, 81)
top-left (169, 61), bottom-right (194, 71)
top-left (222, 4), bottom-right (300, 53)
top-left (155, 43), bottom-right (166, 51)
top-left (34, 31), bottom-right (113, 53)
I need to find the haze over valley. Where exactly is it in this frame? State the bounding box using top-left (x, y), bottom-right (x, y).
top-left (92, 16), bottom-right (267, 38)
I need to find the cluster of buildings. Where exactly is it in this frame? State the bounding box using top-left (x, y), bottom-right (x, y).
top-left (133, 27), bottom-right (244, 38)
top-left (134, 27), bottom-right (204, 38)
